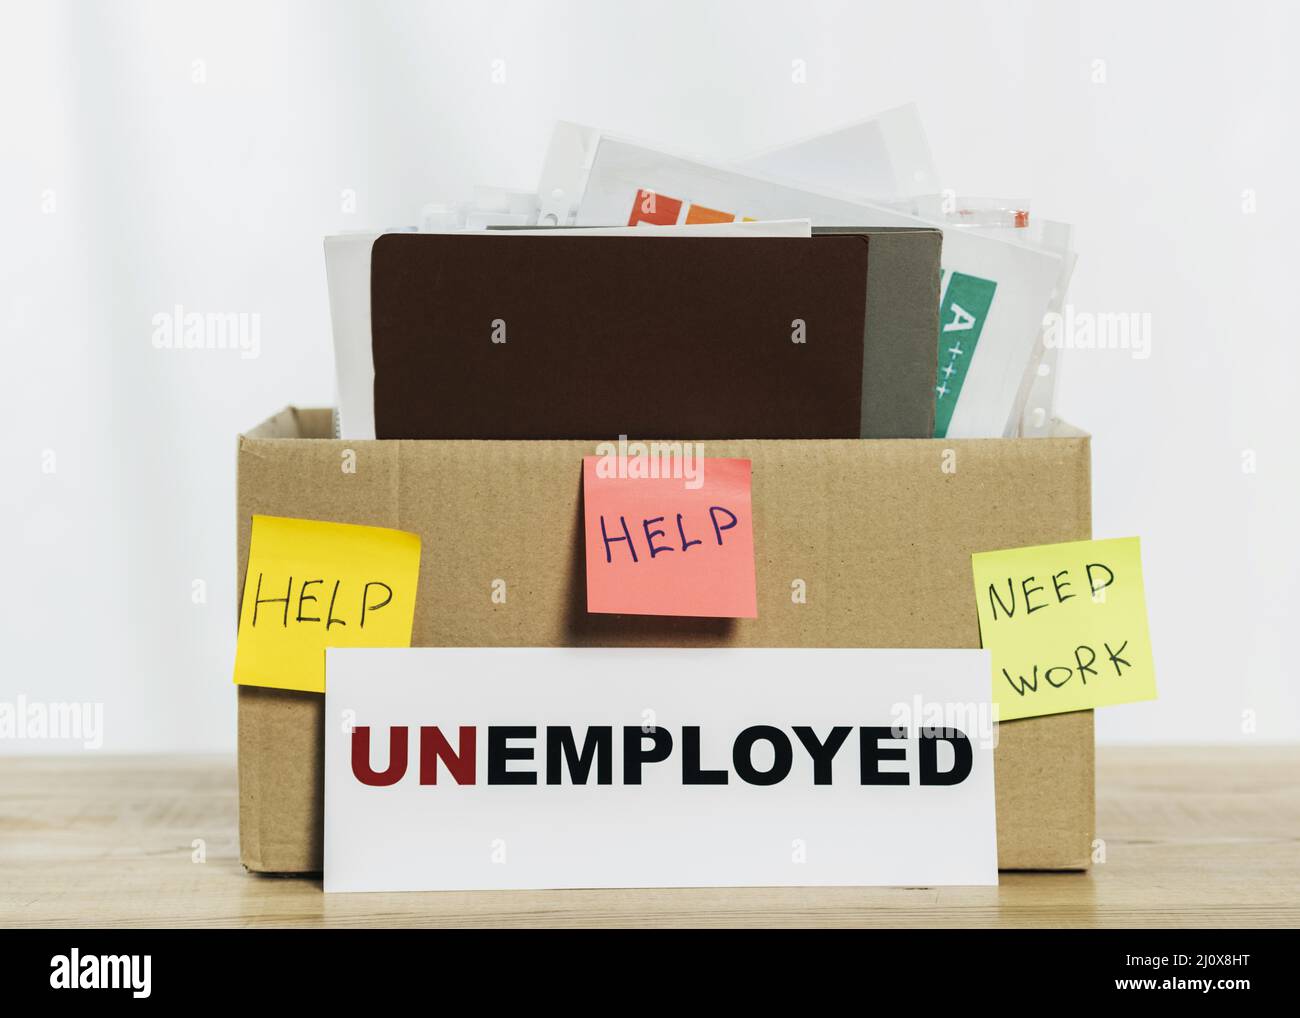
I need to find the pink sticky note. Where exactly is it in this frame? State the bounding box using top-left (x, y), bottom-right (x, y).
top-left (583, 456), bottom-right (757, 618)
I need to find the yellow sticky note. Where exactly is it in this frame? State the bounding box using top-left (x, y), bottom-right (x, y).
top-left (233, 515), bottom-right (421, 693)
top-left (971, 536), bottom-right (1156, 721)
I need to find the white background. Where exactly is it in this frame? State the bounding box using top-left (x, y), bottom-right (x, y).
top-left (3, 0), bottom-right (1296, 751)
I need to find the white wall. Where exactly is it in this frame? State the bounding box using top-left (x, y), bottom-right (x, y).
top-left (3, 0), bottom-right (1296, 751)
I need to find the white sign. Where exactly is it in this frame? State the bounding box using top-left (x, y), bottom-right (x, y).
top-left (324, 647), bottom-right (998, 892)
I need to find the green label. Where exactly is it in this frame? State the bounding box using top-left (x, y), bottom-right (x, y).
top-left (934, 272), bottom-right (998, 437)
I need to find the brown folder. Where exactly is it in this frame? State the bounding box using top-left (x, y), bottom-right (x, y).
top-left (370, 230), bottom-right (938, 440)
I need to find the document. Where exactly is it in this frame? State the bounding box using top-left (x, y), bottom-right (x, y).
top-left (736, 102), bottom-right (940, 200)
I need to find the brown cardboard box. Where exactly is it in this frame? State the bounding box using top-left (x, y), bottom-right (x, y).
top-left (237, 407), bottom-right (1095, 873)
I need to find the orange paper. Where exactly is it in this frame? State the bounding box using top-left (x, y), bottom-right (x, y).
top-left (583, 456), bottom-right (756, 618)
top-left (683, 203), bottom-right (736, 225)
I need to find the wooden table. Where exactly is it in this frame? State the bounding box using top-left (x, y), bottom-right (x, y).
top-left (2, 748), bottom-right (1296, 928)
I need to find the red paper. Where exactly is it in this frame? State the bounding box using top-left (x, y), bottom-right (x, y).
top-left (582, 456), bottom-right (757, 618)
top-left (626, 187), bottom-right (683, 226)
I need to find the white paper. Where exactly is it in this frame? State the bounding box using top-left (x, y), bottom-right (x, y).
top-left (325, 647), bottom-right (998, 892)
top-left (573, 134), bottom-right (1062, 438)
top-left (536, 121), bottom-right (603, 226)
top-left (324, 232), bottom-right (383, 440)
top-left (988, 219), bottom-right (1076, 437)
top-left (325, 221), bottom-right (812, 440)
top-left (497, 219), bottom-right (810, 238)
top-left (736, 103), bottom-right (939, 200)
top-left (628, 218), bottom-right (811, 237)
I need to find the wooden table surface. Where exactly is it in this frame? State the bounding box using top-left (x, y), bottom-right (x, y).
top-left (1, 747), bottom-right (1297, 928)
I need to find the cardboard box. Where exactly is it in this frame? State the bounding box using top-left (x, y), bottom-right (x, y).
top-left (237, 408), bottom-right (1095, 873)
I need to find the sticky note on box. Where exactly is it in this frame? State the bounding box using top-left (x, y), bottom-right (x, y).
top-left (233, 515), bottom-right (421, 693)
top-left (971, 536), bottom-right (1156, 721)
top-left (583, 455), bottom-right (757, 618)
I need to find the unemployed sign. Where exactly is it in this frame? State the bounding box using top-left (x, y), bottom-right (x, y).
top-left (324, 647), bottom-right (998, 891)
